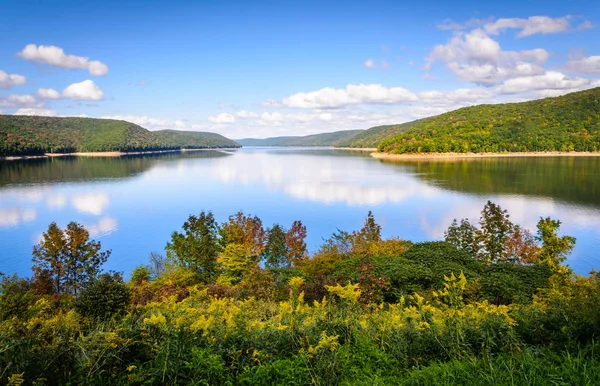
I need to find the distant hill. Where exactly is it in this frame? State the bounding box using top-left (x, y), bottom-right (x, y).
top-left (236, 129), bottom-right (363, 147)
top-left (338, 87), bottom-right (600, 153)
top-left (0, 115), bottom-right (239, 156)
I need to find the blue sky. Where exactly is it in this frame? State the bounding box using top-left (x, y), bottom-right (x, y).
top-left (1, 0), bottom-right (599, 138)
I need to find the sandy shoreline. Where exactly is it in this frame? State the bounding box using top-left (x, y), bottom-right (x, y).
top-left (1, 148), bottom-right (240, 161)
top-left (370, 151), bottom-right (600, 161)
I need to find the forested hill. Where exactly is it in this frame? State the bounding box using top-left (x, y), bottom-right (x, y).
top-left (236, 129), bottom-right (363, 147)
top-left (337, 87), bottom-right (600, 153)
top-left (0, 115), bottom-right (240, 156)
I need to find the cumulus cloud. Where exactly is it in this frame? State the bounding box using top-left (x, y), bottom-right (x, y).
top-left (236, 110), bottom-right (259, 118)
top-left (62, 80), bottom-right (104, 100)
top-left (282, 84), bottom-right (418, 109)
top-left (496, 71), bottom-right (592, 94)
top-left (17, 44), bottom-right (109, 76)
top-left (440, 16), bottom-right (580, 38)
top-left (14, 108), bottom-right (57, 116)
top-left (565, 55), bottom-right (600, 75)
top-left (101, 114), bottom-right (186, 130)
top-left (37, 88), bottom-right (62, 99)
top-left (484, 16), bottom-right (571, 37)
top-left (426, 29), bottom-right (549, 85)
top-left (0, 94), bottom-right (42, 108)
top-left (577, 20), bottom-right (595, 31)
top-left (208, 113), bottom-right (236, 124)
top-left (261, 99), bottom-right (281, 108)
top-left (0, 70), bottom-right (26, 89)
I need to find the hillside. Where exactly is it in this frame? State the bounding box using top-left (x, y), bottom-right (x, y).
top-left (338, 87), bottom-right (600, 153)
top-left (0, 115), bottom-right (239, 156)
top-left (236, 129), bottom-right (362, 147)
top-left (335, 121), bottom-right (421, 148)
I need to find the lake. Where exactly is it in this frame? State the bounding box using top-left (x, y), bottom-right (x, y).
top-left (1, 148), bottom-right (599, 277)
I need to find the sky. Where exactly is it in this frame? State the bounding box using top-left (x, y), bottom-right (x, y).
top-left (1, 0), bottom-right (599, 139)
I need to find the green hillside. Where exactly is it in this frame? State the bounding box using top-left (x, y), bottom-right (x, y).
top-left (236, 129), bottom-right (362, 147)
top-left (335, 121), bottom-right (421, 148)
top-left (0, 115), bottom-right (239, 156)
top-left (338, 87), bottom-right (600, 153)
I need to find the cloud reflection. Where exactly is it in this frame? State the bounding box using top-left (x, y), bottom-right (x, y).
top-left (0, 208), bottom-right (36, 228)
top-left (71, 193), bottom-right (110, 215)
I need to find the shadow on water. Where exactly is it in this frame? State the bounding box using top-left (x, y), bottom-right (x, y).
top-left (0, 150), bottom-right (233, 187)
top-left (377, 156), bottom-right (600, 209)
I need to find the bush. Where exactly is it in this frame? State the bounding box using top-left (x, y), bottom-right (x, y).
top-left (75, 272), bottom-right (131, 320)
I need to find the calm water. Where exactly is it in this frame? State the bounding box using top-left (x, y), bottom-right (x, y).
top-left (1, 148), bottom-right (599, 277)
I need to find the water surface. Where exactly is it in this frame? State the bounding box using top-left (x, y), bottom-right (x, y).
top-left (1, 148), bottom-right (599, 277)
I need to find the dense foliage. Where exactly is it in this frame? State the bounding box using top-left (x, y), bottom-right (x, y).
top-left (0, 115), bottom-right (239, 156)
top-left (236, 129), bottom-right (363, 147)
top-left (1, 203), bottom-right (599, 385)
top-left (337, 87), bottom-right (600, 152)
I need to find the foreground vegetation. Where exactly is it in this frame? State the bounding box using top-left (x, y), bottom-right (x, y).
top-left (338, 87), bottom-right (600, 153)
top-left (0, 116), bottom-right (239, 156)
top-left (236, 129), bottom-right (363, 147)
top-left (2, 202), bottom-right (600, 385)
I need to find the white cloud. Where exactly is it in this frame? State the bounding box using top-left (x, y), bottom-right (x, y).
top-left (0, 70), bottom-right (26, 89)
top-left (0, 94), bottom-right (43, 108)
top-left (208, 113), bottom-right (236, 124)
top-left (484, 16), bottom-right (571, 37)
top-left (282, 84), bottom-right (418, 109)
top-left (496, 71), bottom-right (592, 94)
top-left (71, 192), bottom-right (109, 215)
top-left (62, 80), bottom-right (104, 100)
top-left (14, 108), bottom-right (57, 116)
top-left (364, 58), bottom-right (376, 68)
top-left (101, 114), bottom-right (187, 130)
top-left (418, 88), bottom-right (493, 104)
top-left (17, 44), bottom-right (109, 76)
top-left (37, 88), bottom-right (62, 99)
top-left (261, 99), bottom-right (281, 108)
top-left (236, 110), bottom-right (259, 118)
top-left (565, 55), bottom-right (600, 75)
top-left (427, 29), bottom-right (549, 85)
top-left (577, 20), bottom-right (595, 31)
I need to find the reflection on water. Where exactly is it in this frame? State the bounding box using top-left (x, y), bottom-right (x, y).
top-left (1, 148), bottom-right (599, 277)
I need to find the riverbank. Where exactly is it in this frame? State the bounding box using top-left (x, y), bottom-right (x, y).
top-left (0, 147), bottom-right (240, 161)
top-left (371, 151), bottom-right (600, 161)
top-left (334, 147), bottom-right (378, 151)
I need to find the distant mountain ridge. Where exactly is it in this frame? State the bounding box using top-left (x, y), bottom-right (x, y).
top-left (0, 115), bottom-right (240, 157)
top-left (337, 87), bottom-right (600, 153)
top-left (236, 129), bottom-right (363, 147)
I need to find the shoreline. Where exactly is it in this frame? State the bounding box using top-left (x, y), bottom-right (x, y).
top-left (0, 147), bottom-right (241, 161)
top-left (334, 147), bottom-right (378, 151)
top-left (370, 151), bottom-right (600, 161)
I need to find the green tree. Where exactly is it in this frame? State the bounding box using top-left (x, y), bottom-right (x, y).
top-left (217, 244), bottom-right (257, 285)
top-left (475, 201), bottom-right (514, 263)
top-left (536, 217), bottom-right (576, 267)
top-left (445, 219), bottom-right (477, 256)
top-left (75, 272), bottom-right (131, 320)
top-left (263, 224), bottom-right (289, 268)
top-left (32, 222), bottom-right (110, 295)
top-left (166, 211), bottom-right (221, 282)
